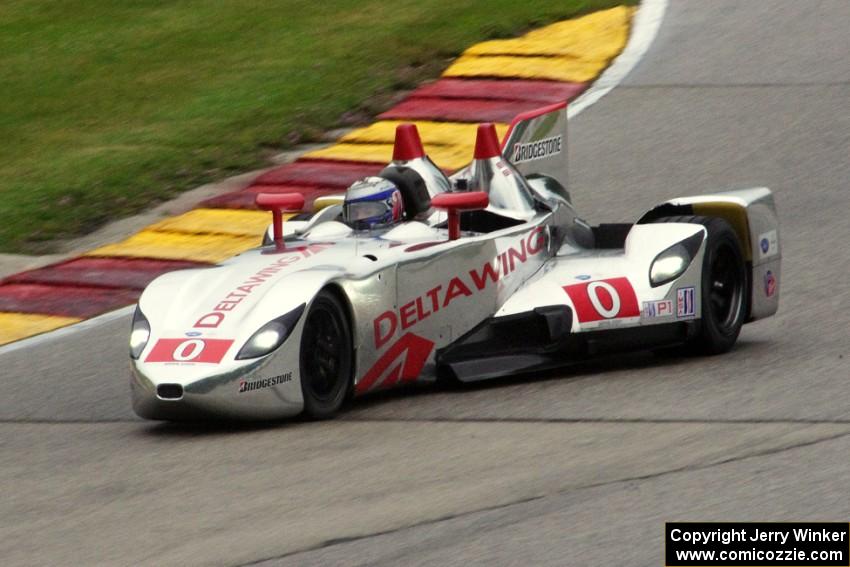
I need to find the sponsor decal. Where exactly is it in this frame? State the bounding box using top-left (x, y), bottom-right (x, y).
top-left (373, 227), bottom-right (546, 349)
top-left (185, 331), bottom-right (202, 337)
top-left (512, 135), bottom-right (563, 164)
top-left (643, 299), bottom-right (674, 319)
top-left (764, 270), bottom-right (777, 297)
top-left (575, 274), bottom-right (592, 281)
top-left (758, 229), bottom-right (778, 260)
top-left (193, 243), bottom-right (330, 330)
top-left (145, 338), bottom-right (234, 364)
top-left (239, 372), bottom-right (292, 393)
top-left (677, 287), bottom-right (696, 318)
top-left (495, 159), bottom-right (513, 178)
top-left (356, 333), bottom-right (435, 393)
top-left (563, 277), bottom-right (640, 323)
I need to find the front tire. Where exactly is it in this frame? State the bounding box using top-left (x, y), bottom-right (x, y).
top-left (655, 216), bottom-right (747, 354)
top-left (299, 290), bottom-right (353, 418)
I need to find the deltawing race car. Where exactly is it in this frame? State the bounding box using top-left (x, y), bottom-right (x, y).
top-left (130, 102), bottom-right (781, 420)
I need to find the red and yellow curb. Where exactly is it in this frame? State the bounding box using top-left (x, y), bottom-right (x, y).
top-left (303, 121), bottom-right (511, 171)
top-left (0, 6), bottom-right (634, 346)
top-left (445, 6), bottom-right (632, 82)
top-left (0, 313), bottom-right (82, 346)
top-left (86, 208), bottom-right (283, 264)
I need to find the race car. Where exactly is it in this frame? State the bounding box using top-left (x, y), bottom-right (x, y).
top-left (129, 102), bottom-right (781, 420)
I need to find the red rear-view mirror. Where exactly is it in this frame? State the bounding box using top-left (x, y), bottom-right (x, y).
top-left (430, 191), bottom-right (489, 241)
top-left (256, 192), bottom-right (305, 249)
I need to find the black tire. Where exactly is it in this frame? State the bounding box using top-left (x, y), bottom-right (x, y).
top-left (299, 290), bottom-right (353, 418)
top-left (654, 216), bottom-right (748, 354)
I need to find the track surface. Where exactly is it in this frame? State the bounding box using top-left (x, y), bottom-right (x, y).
top-left (2, 1), bottom-right (849, 565)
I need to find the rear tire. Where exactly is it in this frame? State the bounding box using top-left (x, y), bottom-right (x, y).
top-left (299, 290), bottom-right (353, 418)
top-left (654, 216), bottom-right (747, 354)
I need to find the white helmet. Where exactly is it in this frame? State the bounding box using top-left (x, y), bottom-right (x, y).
top-left (342, 177), bottom-right (404, 230)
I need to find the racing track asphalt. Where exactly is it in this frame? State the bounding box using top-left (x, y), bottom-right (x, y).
top-left (2, 1), bottom-right (850, 565)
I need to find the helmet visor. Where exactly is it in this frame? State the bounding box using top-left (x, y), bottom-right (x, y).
top-left (343, 201), bottom-right (390, 223)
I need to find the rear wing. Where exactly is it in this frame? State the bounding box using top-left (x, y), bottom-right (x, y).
top-left (501, 102), bottom-right (568, 192)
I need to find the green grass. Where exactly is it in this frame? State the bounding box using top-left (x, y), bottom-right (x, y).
top-left (0, 0), bottom-right (633, 253)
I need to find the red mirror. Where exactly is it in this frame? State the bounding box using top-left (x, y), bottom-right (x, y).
top-left (430, 191), bottom-right (489, 240)
top-left (255, 192), bottom-right (305, 248)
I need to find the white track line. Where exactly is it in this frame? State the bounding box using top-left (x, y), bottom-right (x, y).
top-left (569, 0), bottom-right (668, 118)
top-left (0, 0), bottom-right (667, 356)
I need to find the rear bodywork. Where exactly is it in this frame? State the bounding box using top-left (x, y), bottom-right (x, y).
top-left (638, 188), bottom-right (781, 322)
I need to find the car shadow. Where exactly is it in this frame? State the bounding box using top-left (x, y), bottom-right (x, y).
top-left (346, 338), bottom-right (770, 414)
top-left (138, 339), bottom-right (769, 436)
top-left (140, 419), bottom-right (290, 438)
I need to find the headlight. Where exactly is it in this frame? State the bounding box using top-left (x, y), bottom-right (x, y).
top-left (236, 303), bottom-right (305, 360)
top-left (129, 307), bottom-right (150, 359)
top-left (649, 232), bottom-right (704, 287)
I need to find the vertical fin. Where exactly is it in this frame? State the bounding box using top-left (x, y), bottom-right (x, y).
top-left (390, 123), bottom-right (451, 197)
top-left (469, 123), bottom-right (536, 217)
top-left (392, 124), bottom-right (425, 161)
top-left (501, 102), bottom-right (568, 192)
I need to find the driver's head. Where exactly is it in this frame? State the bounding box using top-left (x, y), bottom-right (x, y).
top-left (342, 177), bottom-right (404, 231)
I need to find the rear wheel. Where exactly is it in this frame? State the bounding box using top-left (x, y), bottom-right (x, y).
top-left (655, 216), bottom-right (747, 354)
top-left (299, 290), bottom-right (353, 418)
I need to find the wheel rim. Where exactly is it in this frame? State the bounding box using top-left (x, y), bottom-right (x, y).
top-left (302, 305), bottom-right (345, 402)
top-left (708, 242), bottom-right (743, 331)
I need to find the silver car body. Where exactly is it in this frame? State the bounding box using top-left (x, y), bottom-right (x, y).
top-left (131, 104), bottom-right (780, 420)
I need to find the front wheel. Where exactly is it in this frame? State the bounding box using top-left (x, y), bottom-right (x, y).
top-left (299, 290), bottom-right (353, 418)
top-left (655, 215), bottom-right (747, 354)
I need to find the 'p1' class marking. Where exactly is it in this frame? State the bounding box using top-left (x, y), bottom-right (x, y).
top-left (643, 299), bottom-right (674, 318)
top-left (563, 277), bottom-right (640, 323)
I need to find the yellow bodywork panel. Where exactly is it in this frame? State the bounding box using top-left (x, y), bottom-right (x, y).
top-left (313, 195), bottom-right (345, 210)
top-left (691, 203), bottom-right (753, 262)
top-left (0, 313), bottom-right (81, 346)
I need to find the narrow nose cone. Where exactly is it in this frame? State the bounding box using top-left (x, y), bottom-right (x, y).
top-left (473, 123), bottom-right (502, 159)
top-left (392, 123), bottom-right (426, 161)
top-left (391, 123), bottom-right (451, 197)
top-left (469, 123), bottom-right (536, 217)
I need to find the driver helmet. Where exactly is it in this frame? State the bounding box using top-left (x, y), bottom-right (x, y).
top-left (342, 177), bottom-right (404, 231)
